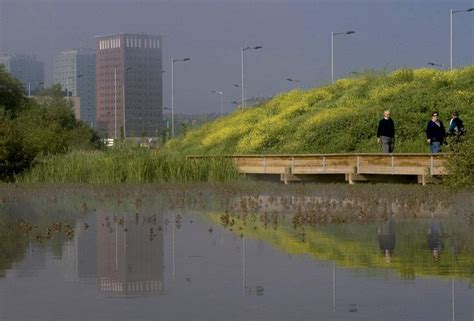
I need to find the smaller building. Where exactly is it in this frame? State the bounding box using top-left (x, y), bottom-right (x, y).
top-left (0, 54), bottom-right (44, 95)
top-left (53, 49), bottom-right (96, 127)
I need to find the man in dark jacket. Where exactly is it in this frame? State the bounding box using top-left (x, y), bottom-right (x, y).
top-left (426, 111), bottom-right (445, 153)
top-left (377, 110), bottom-right (395, 153)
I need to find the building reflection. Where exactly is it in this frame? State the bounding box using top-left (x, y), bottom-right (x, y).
top-left (15, 242), bottom-right (46, 277)
top-left (59, 218), bottom-right (97, 282)
top-left (96, 212), bottom-right (164, 297)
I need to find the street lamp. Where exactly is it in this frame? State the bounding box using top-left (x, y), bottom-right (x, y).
top-left (171, 57), bottom-right (191, 137)
top-left (286, 78), bottom-right (301, 89)
top-left (211, 90), bottom-right (224, 117)
top-left (450, 8), bottom-right (474, 70)
top-left (28, 81), bottom-right (44, 97)
top-left (241, 45), bottom-right (262, 108)
top-left (331, 31), bottom-right (355, 83)
top-left (122, 67), bottom-right (132, 139)
top-left (428, 62), bottom-right (445, 69)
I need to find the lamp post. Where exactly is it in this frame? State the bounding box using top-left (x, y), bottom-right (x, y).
top-left (286, 78), bottom-right (301, 89)
top-left (171, 57), bottom-right (191, 137)
top-left (450, 8), bottom-right (474, 70)
top-left (331, 31), bottom-right (355, 83)
top-left (28, 81), bottom-right (44, 97)
top-left (122, 67), bottom-right (132, 139)
top-left (241, 45), bottom-right (262, 108)
top-left (211, 90), bottom-right (224, 117)
top-left (428, 62), bottom-right (445, 70)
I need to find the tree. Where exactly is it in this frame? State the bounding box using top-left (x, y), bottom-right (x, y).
top-left (0, 65), bottom-right (25, 118)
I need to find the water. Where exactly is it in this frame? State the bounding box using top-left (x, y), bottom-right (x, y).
top-left (0, 188), bottom-right (472, 321)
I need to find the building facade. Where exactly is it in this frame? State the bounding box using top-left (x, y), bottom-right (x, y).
top-left (0, 54), bottom-right (44, 95)
top-left (95, 33), bottom-right (163, 138)
top-left (53, 49), bottom-right (96, 127)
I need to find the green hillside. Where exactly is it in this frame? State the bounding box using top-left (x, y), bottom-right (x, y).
top-left (167, 67), bottom-right (474, 155)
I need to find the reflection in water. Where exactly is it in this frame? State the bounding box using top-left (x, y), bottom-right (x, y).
top-left (97, 212), bottom-right (164, 297)
top-left (242, 236), bottom-right (245, 296)
top-left (208, 211), bottom-right (473, 283)
top-left (59, 218), bottom-right (96, 282)
top-left (0, 201), bottom-right (472, 321)
top-left (428, 217), bottom-right (444, 262)
top-left (378, 218), bottom-right (396, 263)
top-left (15, 242), bottom-right (46, 277)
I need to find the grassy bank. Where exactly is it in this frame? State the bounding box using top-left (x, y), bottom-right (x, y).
top-left (167, 66), bottom-right (474, 155)
top-left (19, 147), bottom-right (241, 184)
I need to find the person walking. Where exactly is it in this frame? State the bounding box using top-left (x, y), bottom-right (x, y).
top-left (377, 110), bottom-right (395, 153)
top-left (447, 111), bottom-right (465, 145)
top-left (426, 111), bottom-right (446, 153)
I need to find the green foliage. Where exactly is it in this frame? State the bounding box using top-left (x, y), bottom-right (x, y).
top-left (167, 66), bottom-right (474, 156)
top-left (0, 65), bottom-right (25, 118)
top-left (444, 133), bottom-right (474, 188)
top-left (0, 69), bottom-right (101, 181)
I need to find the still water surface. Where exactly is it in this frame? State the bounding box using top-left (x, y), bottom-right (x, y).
top-left (0, 191), bottom-right (472, 321)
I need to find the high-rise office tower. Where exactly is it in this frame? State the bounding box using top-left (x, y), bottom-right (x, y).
top-left (95, 33), bottom-right (163, 138)
top-left (0, 54), bottom-right (44, 95)
top-left (53, 49), bottom-right (96, 127)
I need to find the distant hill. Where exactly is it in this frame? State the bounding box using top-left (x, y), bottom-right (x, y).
top-left (167, 66), bottom-right (474, 155)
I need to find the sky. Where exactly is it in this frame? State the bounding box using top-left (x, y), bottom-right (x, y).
top-left (0, 0), bottom-right (473, 114)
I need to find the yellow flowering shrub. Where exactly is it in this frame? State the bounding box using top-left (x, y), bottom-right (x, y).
top-left (166, 66), bottom-right (474, 155)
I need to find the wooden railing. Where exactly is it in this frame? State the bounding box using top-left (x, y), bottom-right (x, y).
top-left (188, 153), bottom-right (449, 185)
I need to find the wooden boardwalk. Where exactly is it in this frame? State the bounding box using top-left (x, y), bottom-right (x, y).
top-left (189, 153), bottom-right (449, 185)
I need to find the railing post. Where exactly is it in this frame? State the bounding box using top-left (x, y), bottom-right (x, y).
top-left (263, 157), bottom-right (267, 174)
top-left (430, 155), bottom-right (434, 176)
top-left (291, 157), bottom-right (295, 174)
top-left (356, 156), bottom-right (360, 175)
top-left (323, 156), bottom-right (326, 174)
top-left (391, 155), bottom-right (394, 175)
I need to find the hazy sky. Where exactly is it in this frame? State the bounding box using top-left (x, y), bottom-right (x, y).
top-left (0, 0), bottom-right (473, 114)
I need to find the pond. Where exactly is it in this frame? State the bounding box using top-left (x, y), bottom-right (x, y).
top-left (0, 184), bottom-right (472, 321)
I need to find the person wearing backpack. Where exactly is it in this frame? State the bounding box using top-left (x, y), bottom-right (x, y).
top-left (447, 111), bottom-right (465, 145)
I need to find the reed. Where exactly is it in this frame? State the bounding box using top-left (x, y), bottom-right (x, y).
top-left (20, 147), bottom-right (241, 184)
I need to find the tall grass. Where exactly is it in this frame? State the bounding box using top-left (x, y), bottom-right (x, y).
top-left (20, 147), bottom-right (241, 184)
